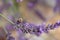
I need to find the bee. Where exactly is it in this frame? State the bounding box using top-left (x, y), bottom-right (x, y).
top-left (16, 18), bottom-right (23, 24)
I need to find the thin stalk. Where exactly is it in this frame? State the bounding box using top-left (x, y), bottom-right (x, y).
top-left (0, 14), bottom-right (14, 25)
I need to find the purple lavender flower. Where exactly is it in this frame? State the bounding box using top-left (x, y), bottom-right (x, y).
top-left (0, 3), bottom-right (11, 13)
top-left (38, 23), bottom-right (50, 33)
top-left (27, 0), bottom-right (37, 8)
top-left (7, 15), bottom-right (15, 23)
top-left (34, 10), bottom-right (46, 21)
top-left (42, 27), bottom-right (49, 33)
top-left (47, 24), bottom-right (55, 30)
top-left (33, 26), bottom-right (42, 36)
top-left (17, 21), bottom-right (42, 35)
top-left (53, 0), bottom-right (60, 12)
top-left (24, 23), bottom-right (35, 29)
top-left (0, 6), bottom-right (3, 13)
top-left (56, 0), bottom-right (60, 6)
top-left (27, 2), bottom-right (35, 8)
top-left (18, 37), bottom-right (27, 40)
top-left (20, 23), bottom-right (34, 33)
top-left (5, 23), bottom-right (15, 32)
top-left (25, 25), bottom-right (42, 36)
top-left (7, 36), bottom-right (15, 40)
top-left (40, 26), bottom-right (49, 33)
top-left (45, 22), bottom-right (60, 31)
top-left (4, 3), bottom-right (11, 10)
top-left (53, 21), bottom-right (60, 28)
top-left (17, 29), bottom-right (27, 40)
top-left (53, 5), bottom-right (58, 12)
top-left (22, 23), bottom-right (43, 36)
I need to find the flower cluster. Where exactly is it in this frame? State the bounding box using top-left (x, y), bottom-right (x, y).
top-left (16, 19), bottom-right (60, 36)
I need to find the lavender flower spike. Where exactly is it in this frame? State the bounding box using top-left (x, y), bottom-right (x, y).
top-left (34, 10), bottom-right (46, 21)
top-left (53, 20), bottom-right (60, 28)
top-left (27, 0), bottom-right (37, 8)
top-left (27, 2), bottom-right (35, 8)
top-left (0, 3), bottom-right (11, 13)
top-left (53, 0), bottom-right (60, 12)
top-left (7, 36), bottom-right (15, 40)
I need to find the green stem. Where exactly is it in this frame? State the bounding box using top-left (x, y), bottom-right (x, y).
top-left (0, 14), bottom-right (14, 24)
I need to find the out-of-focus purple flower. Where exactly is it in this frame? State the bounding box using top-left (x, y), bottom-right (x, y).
top-left (56, 0), bottom-right (60, 6)
top-left (4, 3), bottom-right (11, 10)
top-left (5, 23), bottom-right (15, 32)
top-left (53, 6), bottom-right (60, 12)
top-left (16, 0), bottom-right (23, 3)
top-left (40, 25), bottom-right (49, 33)
top-left (17, 29), bottom-right (27, 40)
top-left (33, 26), bottom-right (42, 36)
top-left (46, 22), bottom-right (60, 31)
top-left (0, 3), bottom-right (11, 13)
top-left (17, 21), bottom-right (42, 35)
top-left (7, 15), bottom-right (15, 23)
top-left (53, 6), bottom-right (58, 12)
top-left (42, 27), bottom-right (48, 33)
top-left (46, 24), bottom-right (52, 30)
top-left (18, 37), bottom-right (27, 40)
top-left (7, 36), bottom-right (15, 40)
top-left (24, 24), bottom-right (42, 36)
top-left (34, 10), bottom-right (46, 21)
top-left (27, 2), bottom-right (35, 8)
top-left (0, 6), bottom-right (3, 13)
top-left (38, 23), bottom-right (49, 33)
top-left (53, 21), bottom-right (60, 28)
top-left (24, 23), bottom-right (35, 29)
top-left (8, 0), bottom-right (13, 6)
top-left (53, 0), bottom-right (60, 12)
top-left (47, 24), bottom-right (55, 30)
top-left (24, 23), bottom-right (37, 34)
top-left (27, 0), bottom-right (37, 8)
